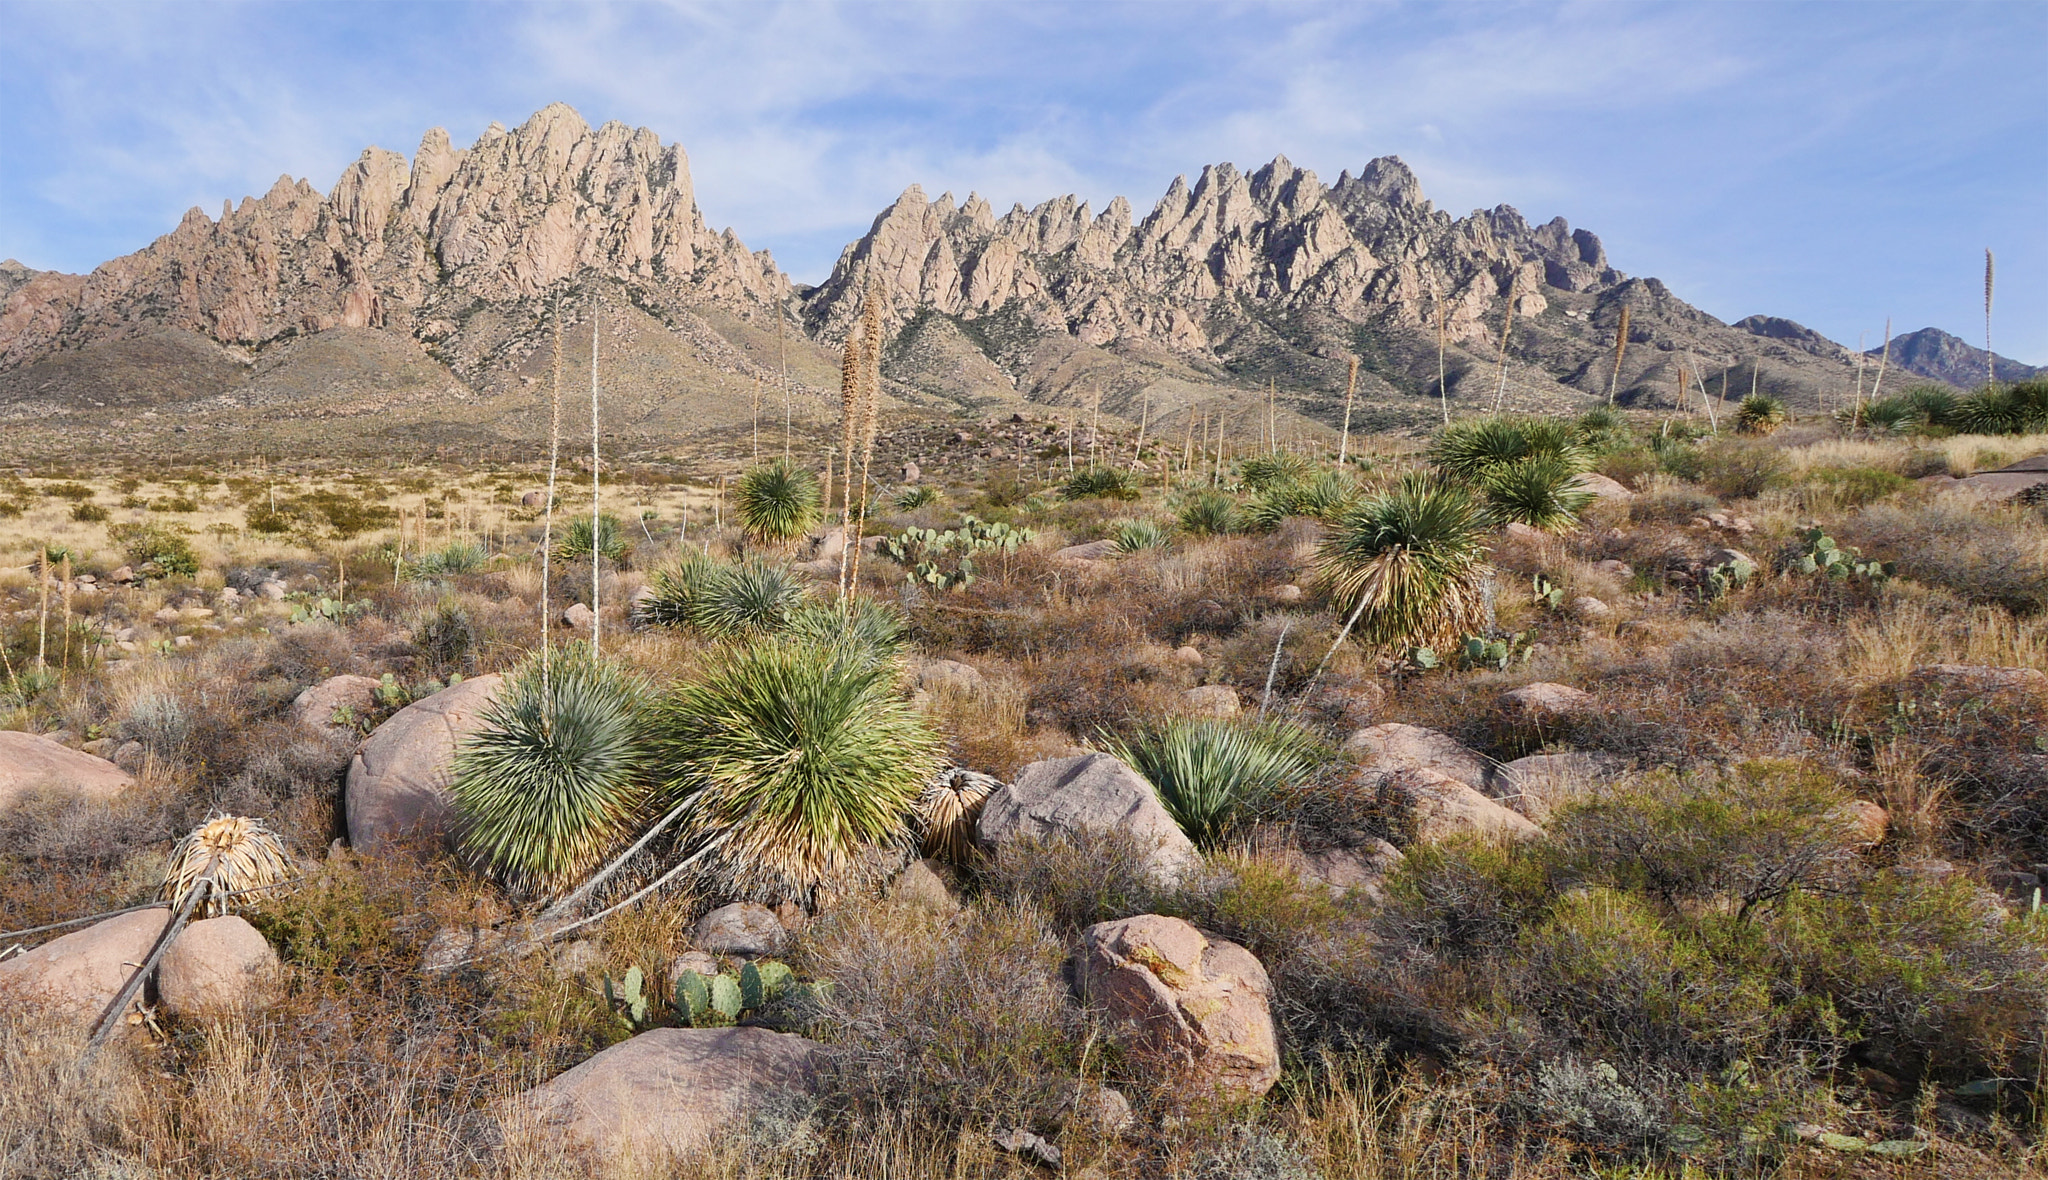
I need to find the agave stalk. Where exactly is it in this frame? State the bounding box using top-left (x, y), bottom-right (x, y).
top-left (1492, 276), bottom-right (1517, 412)
top-left (1869, 317), bottom-right (1891, 405)
top-left (847, 286), bottom-right (884, 593)
top-left (1338, 357), bottom-right (1360, 464)
top-left (542, 299), bottom-right (564, 688)
top-left (589, 301), bottom-right (602, 650)
top-left (1984, 249), bottom-right (1995, 388)
top-left (1606, 305), bottom-right (1631, 406)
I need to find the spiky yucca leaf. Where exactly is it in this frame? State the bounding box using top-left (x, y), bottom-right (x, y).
top-left (1734, 394), bottom-right (1788, 436)
top-left (1239, 452), bottom-right (1317, 491)
top-left (1110, 518), bottom-right (1171, 553)
top-left (649, 636), bottom-right (945, 901)
top-left (915, 767), bottom-right (1001, 862)
top-left (163, 815), bottom-right (293, 916)
top-left (689, 558), bottom-right (809, 639)
top-left (894, 484), bottom-right (941, 510)
top-left (637, 548), bottom-right (723, 628)
top-left (451, 643), bottom-right (652, 897)
top-left (781, 596), bottom-right (908, 664)
top-left (1316, 474), bottom-right (1493, 652)
top-left (1176, 489), bottom-right (1239, 536)
top-left (1430, 416), bottom-right (1590, 480)
top-left (1483, 455), bottom-right (1597, 532)
top-left (1062, 466), bottom-right (1140, 501)
top-left (734, 460), bottom-right (822, 542)
top-left (1102, 718), bottom-right (1320, 848)
top-left (553, 512), bottom-right (633, 567)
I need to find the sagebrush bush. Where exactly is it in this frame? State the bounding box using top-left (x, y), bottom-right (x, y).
top-left (1835, 501), bottom-right (2048, 613)
top-left (108, 520), bottom-right (198, 577)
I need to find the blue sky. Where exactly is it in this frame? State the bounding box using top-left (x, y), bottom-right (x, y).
top-left (3, 1), bottom-right (2043, 362)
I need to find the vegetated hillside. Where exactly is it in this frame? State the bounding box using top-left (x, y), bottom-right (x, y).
top-left (1862, 326), bottom-right (2048, 390)
top-left (1, 402), bottom-right (2044, 1177)
top-left (0, 103), bottom-right (1903, 458)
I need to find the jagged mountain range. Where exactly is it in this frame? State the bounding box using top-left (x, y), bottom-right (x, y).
top-left (0, 103), bottom-right (2027, 456)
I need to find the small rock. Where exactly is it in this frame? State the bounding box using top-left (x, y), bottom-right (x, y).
top-left (1389, 767), bottom-right (1543, 842)
top-left (1492, 752), bottom-right (1623, 822)
top-left (912, 657), bottom-right (987, 697)
top-left (1704, 547), bottom-right (1755, 572)
top-left (551, 939), bottom-right (602, 977)
top-left (1182, 685), bottom-right (1240, 718)
top-left (0, 908), bottom-right (170, 1025)
top-left (1594, 559), bottom-right (1633, 579)
top-left (1568, 595), bottom-right (1612, 622)
top-left (1075, 915), bottom-right (1280, 1099)
top-left (1834, 800), bottom-right (1889, 845)
top-left (693, 902), bottom-right (786, 957)
top-left (669, 950), bottom-right (720, 978)
top-left (1571, 472), bottom-right (1635, 501)
top-left (1343, 723), bottom-right (1495, 794)
top-left (1273, 838), bottom-right (1403, 899)
top-left (112, 741), bottom-right (146, 772)
top-left (1053, 539), bottom-right (1119, 563)
top-left (156, 915), bottom-right (281, 1018)
top-left (561, 601), bottom-right (595, 630)
top-left (1503, 521), bottom-right (1547, 541)
top-left (521, 491), bottom-right (545, 509)
top-left (110, 565), bottom-right (135, 583)
top-left (291, 674), bottom-right (382, 732)
top-left (1172, 645), bottom-right (1204, 667)
top-left (1269, 583), bottom-right (1304, 603)
top-left (259, 580), bottom-right (287, 601)
top-left (886, 858), bottom-right (962, 914)
top-left (1058, 1082), bottom-right (1135, 1135)
top-left (172, 635), bottom-right (195, 649)
top-left (900, 461), bottom-right (921, 484)
top-left (421, 926), bottom-right (502, 973)
top-left (991, 1127), bottom-right (1062, 1168)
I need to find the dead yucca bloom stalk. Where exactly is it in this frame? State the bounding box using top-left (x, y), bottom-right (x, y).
top-left (846, 284), bottom-right (886, 593)
top-left (915, 768), bottom-right (1001, 863)
top-left (163, 815), bottom-right (293, 917)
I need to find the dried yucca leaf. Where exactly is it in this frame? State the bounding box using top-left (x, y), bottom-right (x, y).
top-left (162, 815), bottom-right (293, 916)
top-left (916, 768), bottom-right (1001, 863)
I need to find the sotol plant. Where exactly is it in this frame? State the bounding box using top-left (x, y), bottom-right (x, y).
top-left (1734, 394), bottom-right (1788, 436)
top-left (553, 512), bottom-right (632, 567)
top-left (648, 636), bottom-right (945, 901)
top-left (1103, 718), bottom-right (1321, 848)
top-left (734, 459), bottom-right (822, 543)
top-left (1316, 474), bottom-right (1494, 653)
top-left (1429, 416), bottom-right (1590, 481)
top-left (451, 643), bottom-right (651, 897)
top-left (1482, 455), bottom-right (1596, 532)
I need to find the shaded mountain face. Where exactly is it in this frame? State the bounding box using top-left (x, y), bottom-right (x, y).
top-left (2, 103), bottom-right (1890, 451)
top-left (1862, 327), bottom-right (2045, 390)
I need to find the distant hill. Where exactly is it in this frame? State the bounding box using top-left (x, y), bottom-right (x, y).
top-left (1861, 327), bottom-right (2045, 390)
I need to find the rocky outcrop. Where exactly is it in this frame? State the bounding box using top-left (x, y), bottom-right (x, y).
top-left (1861, 327), bottom-right (2045, 389)
top-left (345, 673), bottom-right (503, 854)
top-left (291, 674), bottom-right (381, 732)
top-left (1344, 723), bottom-right (1496, 794)
top-left (0, 730), bottom-right (135, 809)
top-left (976, 752), bottom-right (1198, 883)
top-left (0, 908), bottom-right (169, 1025)
top-left (1075, 915), bottom-right (1279, 1099)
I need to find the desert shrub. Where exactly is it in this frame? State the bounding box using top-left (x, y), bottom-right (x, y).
top-left (1802, 465), bottom-right (1905, 508)
top-left (69, 502), bottom-right (109, 523)
top-left (647, 635), bottom-right (943, 902)
top-left (780, 597), bottom-right (908, 664)
top-left (1551, 762), bottom-right (1859, 917)
top-left (1102, 717), bottom-right (1321, 847)
top-left (1429, 416), bottom-right (1590, 480)
top-left (1480, 455), bottom-right (1595, 532)
top-left (1844, 386), bottom-right (1957, 435)
top-left (271, 488), bottom-right (396, 539)
top-left (893, 484), bottom-right (940, 510)
top-left (636, 548), bottom-right (722, 628)
top-left (411, 596), bottom-right (481, 676)
top-left (1834, 501), bottom-right (2048, 613)
top-left (1176, 489), bottom-right (1240, 536)
top-left (38, 481), bottom-right (94, 501)
top-left (733, 459), bottom-right (822, 543)
top-left (1372, 839), bottom-right (1554, 961)
top-left (1954, 379), bottom-right (2048, 435)
top-left (691, 558), bottom-right (810, 639)
top-left (552, 512), bottom-right (632, 567)
top-left (401, 540), bottom-right (487, 581)
top-left (1109, 517), bottom-right (1171, 553)
top-left (1238, 451), bottom-right (1318, 491)
top-left (1169, 853), bottom-right (1349, 967)
top-left (1733, 393), bottom-right (1787, 435)
top-left (108, 520), bottom-right (198, 577)
top-left (1061, 466), bottom-right (1139, 501)
top-left (1575, 405), bottom-right (1635, 454)
top-left (801, 898), bottom-right (1087, 1126)
top-left (1692, 443), bottom-right (1789, 500)
top-left (1627, 482), bottom-right (1719, 525)
top-left (450, 643), bottom-right (651, 898)
top-left (1242, 469), bottom-right (1354, 532)
top-left (977, 828), bottom-right (1163, 935)
top-left (1315, 474), bottom-right (1492, 652)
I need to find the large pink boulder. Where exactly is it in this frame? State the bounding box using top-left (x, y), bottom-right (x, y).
top-left (345, 674), bottom-right (503, 853)
top-left (157, 915), bottom-right (282, 1018)
top-left (1076, 915), bottom-right (1280, 1099)
top-left (0, 730), bottom-right (134, 810)
top-left (1343, 723), bottom-right (1495, 794)
top-left (0, 907), bottom-right (169, 1026)
top-left (518, 1027), bottom-right (824, 1161)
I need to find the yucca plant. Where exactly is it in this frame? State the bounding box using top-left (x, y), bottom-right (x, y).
top-left (1575, 405), bottom-right (1634, 454)
top-left (637, 548), bottom-right (724, 629)
top-left (1483, 455), bottom-right (1598, 532)
top-left (1110, 518), bottom-right (1172, 553)
top-left (1102, 718), bottom-right (1320, 848)
top-left (451, 643), bottom-right (652, 897)
top-left (1955, 381), bottom-right (2048, 435)
top-left (648, 636), bottom-right (945, 901)
top-left (1176, 489), bottom-right (1239, 536)
top-left (1316, 474), bottom-right (1493, 652)
top-left (402, 540), bottom-right (489, 581)
top-left (553, 512), bottom-right (632, 567)
top-left (781, 596), bottom-right (908, 664)
top-left (733, 459), bottom-right (822, 543)
top-left (1238, 451), bottom-right (1317, 491)
top-left (163, 815), bottom-right (293, 916)
top-left (894, 484), bottom-right (941, 510)
top-left (1430, 416), bottom-right (1590, 481)
top-left (689, 558), bottom-right (809, 640)
top-left (1733, 394), bottom-right (1788, 436)
top-left (1062, 466), bottom-right (1140, 501)
top-left (915, 767), bottom-right (1001, 863)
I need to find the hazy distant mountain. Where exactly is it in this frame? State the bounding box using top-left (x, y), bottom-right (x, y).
top-left (1861, 327), bottom-right (2044, 390)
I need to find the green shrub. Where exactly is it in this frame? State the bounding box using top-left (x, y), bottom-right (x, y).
top-left (878, 516), bottom-right (1033, 591)
top-left (1954, 380), bottom-right (2048, 435)
top-left (781, 597), bottom-right (909, 665)
top-left (1176, 489), bottom-right (1240, 536)
top-left (637, 549), bottom-right (723, 629)
top-left (553, 512), bottom-right (632, 567)
top-left (1238, 451), bottom-right (1318, 491)
top-left (70, 502), bottom-right (109, 523)
top-left (1061, 466), bottom-right (1140, 501)
top-left (38, 481), bottom-right (95, 501)
top-left (1102, 718), bottom-right (1321, 847)
top-left (108, 521), bottom-right (198, 577)
top-left (1315, 474), bottom-right (1493, 652)
top-left (1733, 394), bottom-right (1787, 435)
top-left (688, 558), bottom-right (809, 639)
top-left (1481, 455), bottom-right (1596, 532)
top-left (893, 484), bottom-right (940, 510)
top-left (451, 643), bottom-right (651, 897)
top-left (401, 540), bottom-right (488, 581)
top-left (647, 635), bottom-right (943, 901)
top-left (1430, 416), bottom-right (1590, 480)
top-left (733, 460), bottom-right (822, 543)
top-left (1803, 465), bottom-right (1905, 508)
top-left (1842, 386), bottom-right (1958, 435)
top-left (1109, 518), bottom-right (1171, 554)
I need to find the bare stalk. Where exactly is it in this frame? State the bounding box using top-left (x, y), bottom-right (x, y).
top-left (1606, 305), bottom-right (1631, 405)
top-left (1492, 276), bottom-right (1517, 412)
top-left (1984, 249), bottom-right (1996, 388)
top-left (1338, 357), bottom-right (1359, 464)
top-left (1869, 316), bottom-right (1892, 405)
top-left (590, 300), bottom-right (602, 651)
top-left (541, 298), bottom-right (563, 689)
top-left (848, 288), bottom-right (885, 592)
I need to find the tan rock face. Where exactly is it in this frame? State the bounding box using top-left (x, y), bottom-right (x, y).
top-left (1390, 767), bottom-right (1543, 843)
top-left (976, 752), bottom-right (1199, 883)
top-left (0, 730), bottom-right (134, 810)
top-left (518, 1027), bottom-right (823, 1162)
top-left (0, 908), bottom-right (169, 1025)
top-left (1076, 915), bottom-right (1279, 1099)
top-left (345, 673), bottom-right (504, 854)
top-left (156, 915), bottom-right (281, 1018)
top-left (1344, 723), bottom-right (1496, 794)
top-left (1497, 682), bottom-right (1597, 727)
top-left (290, 674), bottom-right (382, 732)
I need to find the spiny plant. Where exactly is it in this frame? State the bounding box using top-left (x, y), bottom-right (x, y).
top-left (690, 558), bottom-right (810, 639)
top-left (162, 815), bottom-right (293, 916)
top-left (1238, 451), bottom-right (1317, 491)
top-left (1482, 455), bottom-right (1597, 532)
top-left (1316, 474), bottom-right (1494, 652)
top-left (1176, 489), bottom-right (1240, 536)
top-left (1110, 518), bottom-right (1171, 554)
top-left (1733, 394), bottom-right (1788, 436)
top-left (1954, 380), bottom-right (2048, 435)
top-left (1102, 718), bottom-right (1321, 848)
top-left (734, 459), bottom-right (822, 543)
top-left (451, 642), bottom-right (652, 898)
top-left (1575, 405), bottom-right (1634, 454)
top-left (894, 484), bottom-right (941, 510)
top-left (648, 635), bottom-right (945, 901)
top-left (1429, 416), bottom-right (1590, 481)
top-left (1244, 468), bottom-right (1356, 531)
top-left (401, 540), bottom-right (489, 581)
top-left (781, 596), bottom-right (909, 665)
top-left (1061, 466), bottom-right (1140, 501)
top-left (1841, 386), bottom-right (1957, 435)
top-left (553, 512), bottom-right (632, 567)
top-left (915, 768), bottom-right (1001, 863)
top-left (636, 548), bottom-right (723, 628)
top-left (880, 516), bottom-right (1033, 591)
